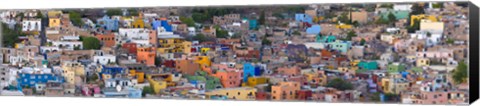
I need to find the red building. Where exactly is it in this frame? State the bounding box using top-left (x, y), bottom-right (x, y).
top-left (122, 43), bottom-right (137, 54)
top-left (297, 90), bottom-right (312, 100)
top-left (255, 92), bottom-right (270, 100)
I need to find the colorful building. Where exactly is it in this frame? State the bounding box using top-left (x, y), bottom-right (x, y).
top-left (243, 63), bottom-right (262, 82)
top-left (387, 63), bottom-right (406, 74)
top-left (410, 14), bottom-right (441, 26)
top-left (244, 77), bottom-right (269, 87)
top-left (97, 15), bottom-right (119, 31)
top-left (175, 59), bottom-right (201, 75)
top-left (185, 71), bottom-right (223, 90)
top-left (96, 33), bottom-right (116, 47)
top-left (146, 74), bottom-right (169, 94)
top-left (157, 35), bottom-right (192, 54)
top-left (271, 81), bottom-right (301, 100)
top-left (358, 61), bottom-right (378, 70)
top-left (205, 87), bottom-right (257, 100)
top-left (136, 47), bottom-right (156, 66)
top-left (17, 73), bottom-right (64, 87)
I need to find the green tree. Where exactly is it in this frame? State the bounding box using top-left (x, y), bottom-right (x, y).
top-left (326, 78), bottom-right (354, 90)
top-left (410, 4), bottom-right (425, 15)
top-left (262, 37), bottom-right (272, 45)
top-left (35, 11), bottom-right (43, 18)
top-left (352, 21), bottom-right (359, 27)
top-left (191, 13), bottom-right (209, 23)
top-left (446, 38), bottom-right (455, 45)
top-left (387, 12), bottom-right (397, 23)
top-left (128, 9), bottom-right (138, 16)
top-left (346, 30), bottom-right (357, 41)
top-left (142, 86), bottom-right (155, 97)
top-left (259, 11), bottom-right (266, 25)
top-left (453, 61), bottom-right (468, 84)
top-left (292, 31), bottom-right (301, 35)
top-left (426, 32), bottom-right (432, 37)
top-left (407, 19), bottom-right (421, 33)
top-left (1, 23), bottom-right (25, 47)
top-left (379, 4), bottom-right (394, 9)
top-left (179, 16), bottom-right (196, 27)
top-left (87, 73), bottom-right (99, 83)
top-left (360, 38), bottom-right (366, 45)
top-left (338, 12), bottom-right (351, 24)
top-left (193, 34), bottom-right (207, 43)
top-left (69, 11), bottom-right (84, 27)
top-left (215, 27), bottom-right (229, 38)
top-left (82, 37), bottom-right (101, 50)
top-left (106, 9), bottom-right (123, 16)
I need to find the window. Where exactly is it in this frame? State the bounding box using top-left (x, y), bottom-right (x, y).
top-left (238, 92), bottom-right (241, 95)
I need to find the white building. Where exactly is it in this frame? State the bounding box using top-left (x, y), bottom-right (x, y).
top-left (40, 46), bottom-right (60, 53)
top-left (410, 30), bottom-right (443, 47)
top-left (93, 55), bottom-right (116, 65)
top-left (393, 4), bottom-right (412, 11)
top-left (188, 27), bottom-right (196, 36)
top-left (117, 28), bottom-right (154, 46)
top-left (420, 19), bottom-right (444, 32)
top-left (51, 41), bottom-right (83, 50)
top-left (22, 19), bottom-right (42, 32)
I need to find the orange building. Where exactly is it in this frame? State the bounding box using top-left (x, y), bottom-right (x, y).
top-left (96, 33), bottom-right (116, 47)
top-left (271, 81), bottom-right (301, 100)
top-left (212, 70), bottom-right (242, 88)
top-left (129, 70), bottom-right (145, 83)
top-left (136, 47), bottom-right (156, 66)
top-left (277, 66), bottom-right (301, 77)
top-left (149, 29), bottom-right (158, 46)
top-left (175, 59), bottom-right (201, 75)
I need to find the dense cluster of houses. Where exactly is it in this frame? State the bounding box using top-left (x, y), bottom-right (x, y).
top-left (0, 2), bottom-right (470, 105)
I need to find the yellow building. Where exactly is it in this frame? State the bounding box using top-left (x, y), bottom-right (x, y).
top-left (132, 18), bottom-right (145, 28)
top-left (146, 74), bottom-right (168, 94)
top-left (62, 62), bottom-right (85, 76)
top-left (244, 77), bottom-right (269, 87)
top-left (336, 24), bottom-right (353, 29)
top-left (157, 36), bottom-right (192, 54)
top-left (350, 60), bottom-right (361, 66)
top-left (194, 56), bottom-right (211, 67)
top-left (416, 58), bottom-right (430, 67)
top-left (381, 78), bottom-right (409, 94)
top-left (129, 70), bottom-right (145, 83)
top-left (49, 18), bottom-right (61, 27)
top-left (205, 87), bottom-right (257, 100)
top-left (304, 72), bottom-right (327, 86)
top-left (62, 69), bottom-right (75, 84)
top-left (410, 14), bottom-right (441, 26)
top-left (47, 11), bottom-right (62, 18)
top-left (201, 47), bottom-right (210, 54)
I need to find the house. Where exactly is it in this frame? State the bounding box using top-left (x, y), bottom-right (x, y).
top-left (420, 19), bottom-right (444, 32)
top-left (350, 10), bottom-right (368, 23)
top-left (157, 34), bottom-right (192, 54)
top-left (97, 16), bottom-right (119, 31)
top-left (358, 61), bottom-right (378, 70)
top-left (271, 81), bottom-right (301, 100)
top-left (381, 78), bottom-right (409, 94)
top-left (325, 40), bottom-right (352, 54)
top-left (93, 53), bottom-right (116, 65)
top-left (306, 25), bottom-right (321, 35)
top-left (175, 59), bottom-right (200, 75)
top-left (96, 33), bottom-right (116, 47)
top-left (243, 63), bottom-right (262, 82)
top-left (99, 66), bottom-right (126, 80)
top-left (201, 25), bottom-right (216, 37)
top-left (249, 19), bottom-right (258, 30)
top-left (82, 84), bottom-right (101, 96)
top-left (44, 81), bottom-right (65, 96)
top-left (244, 77), bottom-right (269, 87)
top-left (387, 63), bottom-right (406, 74)
top-left (146, 74), bottom-right (169, 94)
top-left (186, 71), bottom-right (223, 90)
top-left (136, 47), bottom-right (156, 66)
top-left (295, 13), bottom-right (313, 24)
top-left (17, 72), bottom-right (64, 88)
top-left (205, 87), bottom-right (256, 100)
top-left (410, 15), bottom-right (441, 26)
top-left (22, 19), bottom-right (42, 32)
top-left (212, 70), bottom-right (242, 88)
top-left (277, 65), bottom-right (301, 77)
top-left (102, 87), bottom-right (142, 98)
top-left (393, 4), bottom-right (412, 11)
top-left (380, 11), bottom-right (409, 20)
top-left (416, 58), bottom-right (431, 67)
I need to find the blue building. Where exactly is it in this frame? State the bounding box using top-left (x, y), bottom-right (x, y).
top-left (103, 87), bottom-right (142, 98)
top-left (97, 15), bottom-right (119, 31)
top-left (17, 73), bottom-right (64, 87)
top-left (358, 61), bottom-right (378, 70)
top-left (316, 35), bottom-right (336, 43)
top-left (152, 20), bottom-right (172, 32)
top-left (306, 25), bottom-right (321, 35)
top-left (243, 63), bottom-right (262, 82)
top-left (100, 65), bottom-right (126, 79)
top-left (249, 19), bottom-right (257, 30)
top-left (295, 13), bottom-right (313, 24)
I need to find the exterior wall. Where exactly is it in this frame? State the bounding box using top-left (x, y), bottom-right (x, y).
top-left (213, 70), bottom-right (242, 88)
top-left (49, 18), bottom-right (61, 27)
top-left (271, 81), bottom-right (301, 101)
top-left (175, 59), bottom-right (200, 75)
top-left (96, 33), bottom-right (116, 47)
top-left (136, 47), bottom-right (156, 66)
top-left (205, 87), bottom-right (257, 100)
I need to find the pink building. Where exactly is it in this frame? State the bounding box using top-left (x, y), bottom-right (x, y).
top-left (82, 84), bottom-right (101, 96)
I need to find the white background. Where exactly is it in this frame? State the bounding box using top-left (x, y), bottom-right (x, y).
top-left (0, 0), bottom-right (478, 106)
